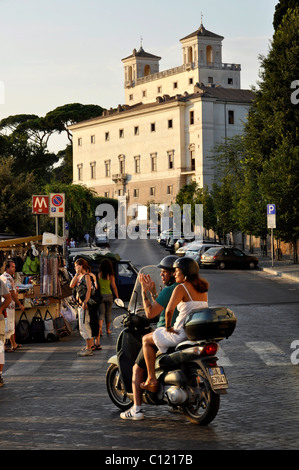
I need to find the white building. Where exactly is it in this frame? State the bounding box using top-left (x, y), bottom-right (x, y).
top-left (69, 23), bottom-right (253, 207)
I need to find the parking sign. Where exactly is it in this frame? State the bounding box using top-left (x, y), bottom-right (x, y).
top-left (267, 204), bottom-right (276, 215)
top-left (267, 204), bottom-right (276, 228)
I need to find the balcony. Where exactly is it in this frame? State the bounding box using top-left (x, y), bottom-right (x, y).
top-left (181, 166), bottom-right (196, 175)
top-left (112, 173), bottom-right (128, 184)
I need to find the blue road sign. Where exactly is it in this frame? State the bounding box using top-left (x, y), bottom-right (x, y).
top-left (267, 204), bottom-right (276, 215)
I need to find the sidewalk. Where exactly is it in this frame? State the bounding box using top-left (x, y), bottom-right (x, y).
top-left (258, 256), bottom-right (299, 283)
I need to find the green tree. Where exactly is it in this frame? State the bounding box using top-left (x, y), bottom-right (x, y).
top-left (0, 158), bottom-right (36, 235)
top-left (244, 8), bottom-right (299, 261)
top-left (273, 0), bottom-right (299, 31)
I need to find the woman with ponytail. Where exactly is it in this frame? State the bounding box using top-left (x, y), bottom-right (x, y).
top-left (140, 258), bottom-right (209, 393)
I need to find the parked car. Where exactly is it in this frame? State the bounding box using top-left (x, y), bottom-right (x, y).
top-left (184, 242), bottom-right (224, 264)
top-left (147, 225), bottom-right (158, 236)
top-left (173, 238), bottom-right (194, 252)
top-left (158, 229), bottom-right (181, 245)
top-left (95, 234), bottom-right (110, 247)
top-left (201, 247), bottom-right (259, 270)
top-left (68, 250), bottom-right (138, 301)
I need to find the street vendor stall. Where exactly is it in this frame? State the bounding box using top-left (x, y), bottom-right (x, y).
top-left (0, 234), bottom-right (75, 341)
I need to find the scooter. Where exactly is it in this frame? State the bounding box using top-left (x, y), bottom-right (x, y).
top-left (106, 265), bottom-right (237, 425)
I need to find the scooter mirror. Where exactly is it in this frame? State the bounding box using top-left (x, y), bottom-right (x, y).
top-left (114, 298), bottom-right (125, 308)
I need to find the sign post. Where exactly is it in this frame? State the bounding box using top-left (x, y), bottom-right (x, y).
top-left (32, 195), bottom-right (49, 235)
top-left (267, 204), bottom-right (276, 268)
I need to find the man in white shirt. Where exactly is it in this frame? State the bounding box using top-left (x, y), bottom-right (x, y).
top-left (1, 261), bottom-right (25, 351)
top-left (0, 278), bottom-right (12, 387)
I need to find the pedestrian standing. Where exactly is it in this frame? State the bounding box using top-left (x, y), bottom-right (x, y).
top-left (84, 232), bottom-right (90, 247)
top-left (1, 260), bottom-right (25, 351)
top-left (70, 258), bottom-right (94, 356)
top-left (0, 278), bottom-right (12, 387)
top-left (98, 259), bottom-right (119, 335)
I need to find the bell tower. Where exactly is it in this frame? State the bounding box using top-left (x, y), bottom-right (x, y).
top-left (122, 45), bottom-right (161, 88)
top-left (180, 20), bottom-right (240, 88)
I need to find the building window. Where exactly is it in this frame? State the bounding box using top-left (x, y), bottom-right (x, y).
top-left (228, 110), bottom-right (235, 124)
top-left (150, 187), bottom-right (155, 196)
top-left (133, 188), bottom-right (139, 198)
top-left (157, 86), bottom-right (162, 93)
top-left (77, 164), bottom-right (83, 181)
top-left (150, 122), bottom-right (156, 132)
top-left (134, 126), bottom-right (139, 135)
top-left (119, 129), bottom-right (124, 138)
top-left (119, 155), bottom-right (125, 174)
top-left (134, 155), bottom-right (140, 174)
top-left (167, 185), bottom-right (173, 195)
top-left (150, 153), bottom-right (157, 172)
top-left (105, 160), bottom-right (111, 177)
top-left (90, 162), bottom-right (96, 179)
top-left (118, 189), bottom-right (123, 196)
top-left (78, 138), bottom-right (82, 146)
top-left (168, 119), bottom-right (173, 129)
top-left (142, 90), bottom-right (147, 97)
top-left (208, 76), bottom-right (213, 84)
top-left (173, 82), bottom-right (178, 89)
top-left (168, 150), bottom-right (174, 169)
top-left (91, 135), bottom-right (95, 144)
top-left (104, 191), bottom-right (109, 198)
top-left (190, 110), bottom-right (194, 125)
top-left (105, 132), bottom-right (109, 141)
top-left (129, 94), bottom-right (133, 100)
top-left (228, 78), bottom-right (233, 85)
top-left (191, 150), bottom-right (195, 170)
top-left (189, 77), bottom-right (193, 85)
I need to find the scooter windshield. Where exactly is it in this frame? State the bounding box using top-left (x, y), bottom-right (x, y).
top-left (127, 265), bottom-right (164, 314)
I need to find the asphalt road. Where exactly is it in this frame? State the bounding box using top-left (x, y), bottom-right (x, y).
top-left (1, 238), bottom-right (299, 454)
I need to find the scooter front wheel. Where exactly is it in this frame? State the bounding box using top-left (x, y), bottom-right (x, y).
top-left (106, 363), bottom-right (133, 411)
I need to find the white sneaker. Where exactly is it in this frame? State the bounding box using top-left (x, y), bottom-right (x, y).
top-left (77, 349), bottom-right (93, 356)
top-left (120, 407), bottom-right (144, 420)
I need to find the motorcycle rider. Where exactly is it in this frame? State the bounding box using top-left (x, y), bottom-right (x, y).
top-left (120, 255), bottom-right (179, 420)
top-left (140, 257), bottom-right (209, 394)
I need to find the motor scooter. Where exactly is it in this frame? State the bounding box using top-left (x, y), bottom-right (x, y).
top-left (106, 265), bottom-right (237, 425)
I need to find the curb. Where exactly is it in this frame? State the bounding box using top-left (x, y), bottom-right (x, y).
top-left (259, 266), bottom-right (299, 283)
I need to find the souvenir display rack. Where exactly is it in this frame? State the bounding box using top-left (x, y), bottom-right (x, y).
top-left (0, 235), bottom-right (72, 324)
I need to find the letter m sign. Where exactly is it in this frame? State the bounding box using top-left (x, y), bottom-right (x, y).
top-left (32, 195), bottom-right (49, 214)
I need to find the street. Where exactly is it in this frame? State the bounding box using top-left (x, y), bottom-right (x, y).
top-left (1, 238), bottom-right (299, 452)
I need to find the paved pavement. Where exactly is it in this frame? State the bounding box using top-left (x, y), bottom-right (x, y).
top-left (258, 256), bottom-right (299, 283)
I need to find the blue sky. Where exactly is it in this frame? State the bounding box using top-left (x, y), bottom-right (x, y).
top-left (0, 0), bottom-right (278, 150)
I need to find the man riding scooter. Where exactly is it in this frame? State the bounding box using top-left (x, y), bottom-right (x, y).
top-left (120, 255), bottom-right (179, 420)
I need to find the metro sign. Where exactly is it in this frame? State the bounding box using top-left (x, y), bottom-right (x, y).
top-left (32, 195), bottom-right (49, 214)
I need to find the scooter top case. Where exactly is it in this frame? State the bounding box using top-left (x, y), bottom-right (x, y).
top-left (184, 306), bottom-right (237, 341)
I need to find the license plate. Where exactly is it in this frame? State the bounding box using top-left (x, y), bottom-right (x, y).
top-left (208, 367), bottom-right (228, 388)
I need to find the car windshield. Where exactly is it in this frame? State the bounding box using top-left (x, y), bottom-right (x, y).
top-left (204, 247), bottom-right (221, 255)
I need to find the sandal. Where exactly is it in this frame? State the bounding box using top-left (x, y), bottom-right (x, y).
top-left (92, 345), bottom-right (102, 351)
top-left (140, 381), bottom-right (159, 393)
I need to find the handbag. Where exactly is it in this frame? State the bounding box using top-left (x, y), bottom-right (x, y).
top-left (15, 311), bottom-right (30, 343)
top-left (29, 309), bottom-right (45, 342)
top-left (54, 313), bottom-right (72, 338)
top-left (44, 310), bottom-right (59, 342)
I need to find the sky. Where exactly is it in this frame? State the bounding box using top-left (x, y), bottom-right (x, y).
top-left (0, 0), bottom-right (278, 152)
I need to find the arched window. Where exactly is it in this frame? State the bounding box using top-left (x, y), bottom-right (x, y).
top-left (128, 66), bottom-right (133, 81)
top-left (144, 64), bottom-right (151, 76)
top-left (188, 46), bottom-right (193, 63)
top-left (206, 45), bottom-right (213, 65)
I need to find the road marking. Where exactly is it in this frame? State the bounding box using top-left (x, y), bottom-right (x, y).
top-left (217, 346), bottom-right (233, 366)
top-left (3, 348), bottom-right (59, 376)
top-left (245, 341), bottom-right (291, 366)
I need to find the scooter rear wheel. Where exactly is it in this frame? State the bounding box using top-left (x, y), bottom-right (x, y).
top-left (106, 363), bottom-right (134, 411)
top-left (183, 373), bottom-right (220, 425)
